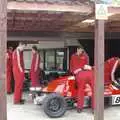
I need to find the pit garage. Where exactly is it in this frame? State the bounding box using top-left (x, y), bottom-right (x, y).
top-left (0, 0), bottom-right (120, 120)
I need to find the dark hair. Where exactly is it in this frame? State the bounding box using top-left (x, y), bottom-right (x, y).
top-left (32, 45), bottom-right (38, 51)
top-left (8, 47), bottom-right (13, 50)
top-left (77, 45), bottom-right (84, 50)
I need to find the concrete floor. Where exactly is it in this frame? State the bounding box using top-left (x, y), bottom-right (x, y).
top-left (7, 93), bottom-right (120, 120)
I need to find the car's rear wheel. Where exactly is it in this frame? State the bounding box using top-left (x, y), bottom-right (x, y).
top-left (43, 93), bottom-right (67, 118)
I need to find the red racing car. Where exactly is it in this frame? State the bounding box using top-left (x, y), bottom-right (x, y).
top-left (30, 57), bottom-right (120, 118)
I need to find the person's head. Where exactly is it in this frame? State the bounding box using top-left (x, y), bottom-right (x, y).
top-left (18, 42), bottom-right (25, 51)
top-left (8, 47), bottom-right (13, 52)
top-left (76, 46), bottom-right (84, 55)
top-left (32, 45), bottom-right (38, 53)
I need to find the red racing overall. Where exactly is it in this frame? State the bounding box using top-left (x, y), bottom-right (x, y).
top-left (12, 49), bottom-right (24, 103)
top-left (70, 52), bottom-right (89, 74)
top-left (6, 51), bottom-right (13, 93)
top-left (70, 52), bottom-right (90, 109)
top-left (76, 70), bottom-right (94, 109)
top-left (30, 52), bottom-right (40, 87)
top-left (104, 57), bottom-right (120, 85)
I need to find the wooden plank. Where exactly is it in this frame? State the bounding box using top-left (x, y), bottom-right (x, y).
top-left (94, 20), bottom-right (104, 120)
top-left (7, 1), bottom-right (92, 13)
top-left (108, 7), bottom-right (120, 14)
top-left (0, 0), bottom-right (7, 120)
top-left (63, 13), bottom-right (94, 31)
top-left (8, 0), bottom-right (93, 6)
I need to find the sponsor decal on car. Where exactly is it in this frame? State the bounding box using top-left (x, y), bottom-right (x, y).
top-left (112, 95), bottom-right (120, 105)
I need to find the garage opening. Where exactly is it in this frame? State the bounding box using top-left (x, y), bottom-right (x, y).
top-left (79, 39), bottom-right (120, 65)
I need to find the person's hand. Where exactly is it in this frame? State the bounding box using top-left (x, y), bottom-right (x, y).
top-left (84, 65), bottom-right (92, 70)
top-left (6, 53), bottom-right (9, 59)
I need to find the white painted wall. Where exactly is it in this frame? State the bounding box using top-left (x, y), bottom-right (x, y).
top-left (24, 51), bottom-right (32, 69)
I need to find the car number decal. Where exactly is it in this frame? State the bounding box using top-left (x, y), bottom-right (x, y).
top-left (112, 95), bottom-right (120, 105)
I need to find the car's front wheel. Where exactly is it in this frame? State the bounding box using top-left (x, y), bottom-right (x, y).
top-left (43, 93), bottom-right (67, 118)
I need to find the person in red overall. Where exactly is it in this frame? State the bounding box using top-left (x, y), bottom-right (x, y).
top-left (30, 46), bottom-right (41, 87)
top-left (70, 46), bottom-right (91, 112)
top-left (6, 47), bottom-right (13, 94)
top-left (104, 57), bottom-right (120, 85)
top-left (12, 42), bottom-right (25, 104)
top-left (76, 69), bottom-right (94, 112)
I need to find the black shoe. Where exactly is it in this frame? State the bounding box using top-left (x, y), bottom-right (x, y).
top-left (20, 99), bottom-right (26, 103)
top-left (92, 109), bottom-right (94, 114)
top-left (77, 108), bottom-right (82, 113)
top-left (14, 102), bottom-right (24, 105)
top-left (14, 100), bottom-right (25, 105)
top-left (20, 100), bottom-right (25, 104)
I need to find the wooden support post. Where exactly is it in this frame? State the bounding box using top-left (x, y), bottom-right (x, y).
top-left (94, 20), bottom-right (104, 120)
top-left (0, 0), bottom-right (7, 120)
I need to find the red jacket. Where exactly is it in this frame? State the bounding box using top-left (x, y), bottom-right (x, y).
top-left (70, 52), bottom-right (89, 74)
top-left (7, 51), bottom-right (13, 71)
top-left (12, 49), bottom-right (24, 73)
top-left (30, 52), bottom-right (40, 73)
top-left (30, 52), bottom-right (41, 87)
top-left (104, 57), bottom-right (119, 85)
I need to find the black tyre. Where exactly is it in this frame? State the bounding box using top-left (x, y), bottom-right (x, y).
top-left (43, 93), bottom-right (67, 118)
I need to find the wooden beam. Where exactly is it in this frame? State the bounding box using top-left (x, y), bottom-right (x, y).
top-left (94, 20), bottom-right (104, 120)
top-left (107, 21), bottom-right (120, 27)
top-left (0, 0), bottom-right (7, 120)
top-left (64, 13), bottom-right (94, 31)
top-left (7, 1), bottom-right (92, 13)
top-left (64, 26), bottom-right (93, 32)
top-left (108, 7), bottom-right (120, 14)
top-left (106, 27), bottom-right (120, 32)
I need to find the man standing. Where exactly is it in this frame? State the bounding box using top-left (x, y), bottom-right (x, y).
top-left (12, 42), bottom-right (25, 104)
top-left (6, 47), bottom-right (13, 94)
top-left (30, 46), bottom-right (41, 87)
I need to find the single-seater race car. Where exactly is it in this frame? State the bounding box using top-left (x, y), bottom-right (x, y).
top-left (29, 57), bottom-right (120, 118)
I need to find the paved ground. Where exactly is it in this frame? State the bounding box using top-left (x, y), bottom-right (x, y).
top-left (7, 93), bottom-right (120, 120)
